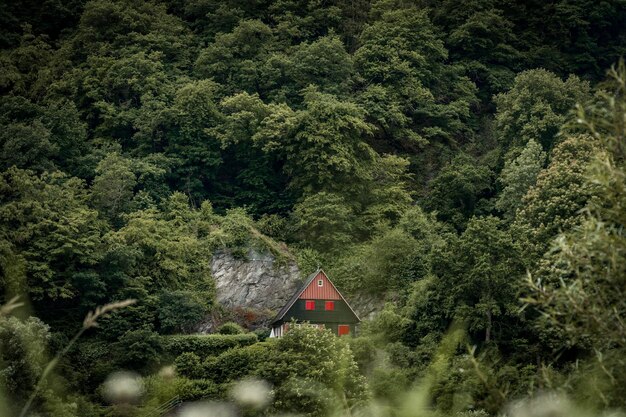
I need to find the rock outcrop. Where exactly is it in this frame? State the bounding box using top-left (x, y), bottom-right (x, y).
top-left (210, 250), bottom-right (302, 311)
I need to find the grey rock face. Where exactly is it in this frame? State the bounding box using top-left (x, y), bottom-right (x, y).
top-left (210, 250), bottom-right (302, 311)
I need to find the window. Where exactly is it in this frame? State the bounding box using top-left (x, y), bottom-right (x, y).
top-left (325, 301), bottom-right (334, 311)
top-left (305, 300), bottom-right (315, 310)
top-left (317, 279), bottom-right (323, 287)
top-left (338, 325), bottom-right (350, 336)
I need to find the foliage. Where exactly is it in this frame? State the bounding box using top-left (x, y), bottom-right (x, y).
top-left (494, 69), bottom-right (590, 153)
top-left (259, 326), bottom-right (368, 415)
top-left (217, 322), bottom-right (245, 335)
top-left (525, 60), bottom-right (626, 407)
top-left (426, 153), bottom-right (493, 230)
top-left (496, 139), bottom-right (546, 220)
top-left (513, 134), bottom-right (600, 263)
top-left (158, 290), bottom-right (210, 334)
top-left (206, 343), bottom-right (272, 382)
top-left (433, 216), bottom-right (524, 343)
top-left (0, 168), bottom-right (103, 301)
top-left (1, 0), bottom-right (626, 415)
top-left (0, 316), bottom-right (50, 408)
top-left (162, 334), bottom-right (258, 358)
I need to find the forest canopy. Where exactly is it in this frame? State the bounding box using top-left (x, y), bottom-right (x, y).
top-left (1, 0), bottom-right (625, 416)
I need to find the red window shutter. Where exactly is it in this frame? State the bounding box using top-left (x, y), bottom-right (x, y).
top-left (305, 300), bottom-right (315, 310)
top-left (338, 325), bottom-right (350, 336)
top-left (325, 301), bottom-right (334, 311)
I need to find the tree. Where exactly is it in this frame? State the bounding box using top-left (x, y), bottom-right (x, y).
top-left (354, 1), bottom-right (477, 149)
top-left (496, 139), bottom-right (546, 220)
top-left (256, 87), bottom-right (376, 197)
top-left (444, 8), bottom-right (520, 103)
top-left (426, 153), bottom-right (493, 230)
top-left (163, 80), bottom-right (223, 203)
top-left (0, 168), bottom-right (104, 302)
top-left (494, 69), bottom-right (590, 153)
top-left (195, 19), bottom-right (276, 96)
top-left (292, 192), bottom-right (356, 254)
top-left (0, 316), bottom-right (50, 408)
top-left (91, 152), bottom-right (136, 224)
top-left (0, 96), bottom-right (87, 175)
top-left (285, 34), bottom-right (354, 98)
top-left (158, 290), bottom-right (210, 334)
top-left (513, 134), bottom-right (600, 263)
top-left (434, 216), bottom-right (524, 343)
top-left (526, 61), bottom-right (626, 407)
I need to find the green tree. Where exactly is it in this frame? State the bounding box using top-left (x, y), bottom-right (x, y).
top-left (0, 168), bottom-right (104, 302)
top-left (426, 153), bottom-right (493, 230)
top-left (255, 87), bottom-right (375, 197)
top-left (91, 152), bottom-right (136, 224)
top-left (195, 19), bottom-right (276, 96)
top-left (158, 290), bottom-right (209, 334)
top-left (284, 34), bottom-right (354, 98)
top-left (354, 1), bottom-right (477, 149)
top-left (494, 69), bottom-right (590, 153)
top-left (0, 97), bottom-right (87, 175)
top-left (513, 134), bottom-right (600, 263)
top-left (444, 8), bottom-right (520, 103)
top-left (0, 316), bottom-right (50, 409)
top-left (526, 61), bottom-right (626, 407)
top-left (163, 80), bottom-right (223, 203)
top-left (496, 138), bottom-right (546, 220)
top-left (434, 216), bottom-right (524, 343)
top-left (292, 192), bottom-right (356, 254)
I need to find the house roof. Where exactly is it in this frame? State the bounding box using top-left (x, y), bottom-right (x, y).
top-left (271, 268), bottom-right (361, 324)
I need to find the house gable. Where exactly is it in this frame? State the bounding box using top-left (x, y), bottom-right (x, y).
top-left (271, 269), bottom-right (360, 326)
top-left (299, 271), bottom-right (341, 300)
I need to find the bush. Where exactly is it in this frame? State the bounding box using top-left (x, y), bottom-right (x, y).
top-left (158, 290), bottom-right (210, 334)
top-left (174, 352), bottom-right (204, 379)
top-left (258, 327), bottom-right (367, 411)
top-left (175, 377), bottom-right (221, 402)
top-left (272, 377), bottom-right (338, 417)
top-left (206, 343), bottom-right (273, 382)
top-left (347, 337), bottom-right (377, 374)
top-left (253, 327), bottom-right (271, 341)
top-left (217, 322), bottom-right (245, 335)
top-left (0, 316), bottom-right (50, 404)
top-left (114, 329), bottom-right (163, 371)
top-left (162, 333), bottom-right (258, 357)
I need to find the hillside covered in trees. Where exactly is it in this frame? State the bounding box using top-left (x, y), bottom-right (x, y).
top-left (1, 0), bottom-right (626, 416)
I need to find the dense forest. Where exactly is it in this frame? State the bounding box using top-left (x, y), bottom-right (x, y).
top-left (1, 0), bottom-right (625, 416)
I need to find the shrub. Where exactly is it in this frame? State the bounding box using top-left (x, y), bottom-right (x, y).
top-left (347, 337), bottom-right (377, 374)
top-left (217, 322), bottom-right (245, 335)
top-left (258, 326), bottom-right (367, 411)
top-left (272, 377), bottom-right (338, 417)
top-left (162, 333), bottom-right (258, 357)
top-left (0, 316), bottom-right (50, 404)
top-left (253, 328), bottom-right (270, 341)
top-left (206, 343), bottom-right (273, 382)
top-left (114, 329), bottom-right (163, 371)
top-left (175, 377), bottom-right (221, 402)
top-left (158, 290), bottom-right (210, 334)
top-left (174, 352), bottom-right (204, 379)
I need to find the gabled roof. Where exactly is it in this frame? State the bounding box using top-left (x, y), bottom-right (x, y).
top-left (271, 268), bottom-right (361, 324)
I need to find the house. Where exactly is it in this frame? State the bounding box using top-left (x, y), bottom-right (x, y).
top-left (269, 269), bottom-right (360, 337)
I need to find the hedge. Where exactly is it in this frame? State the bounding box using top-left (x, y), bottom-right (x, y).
top-left (162, 333), bottom-right (258, 357)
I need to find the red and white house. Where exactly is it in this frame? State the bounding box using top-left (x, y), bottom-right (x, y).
top-left (269, 269), bottom-right (360, 337)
